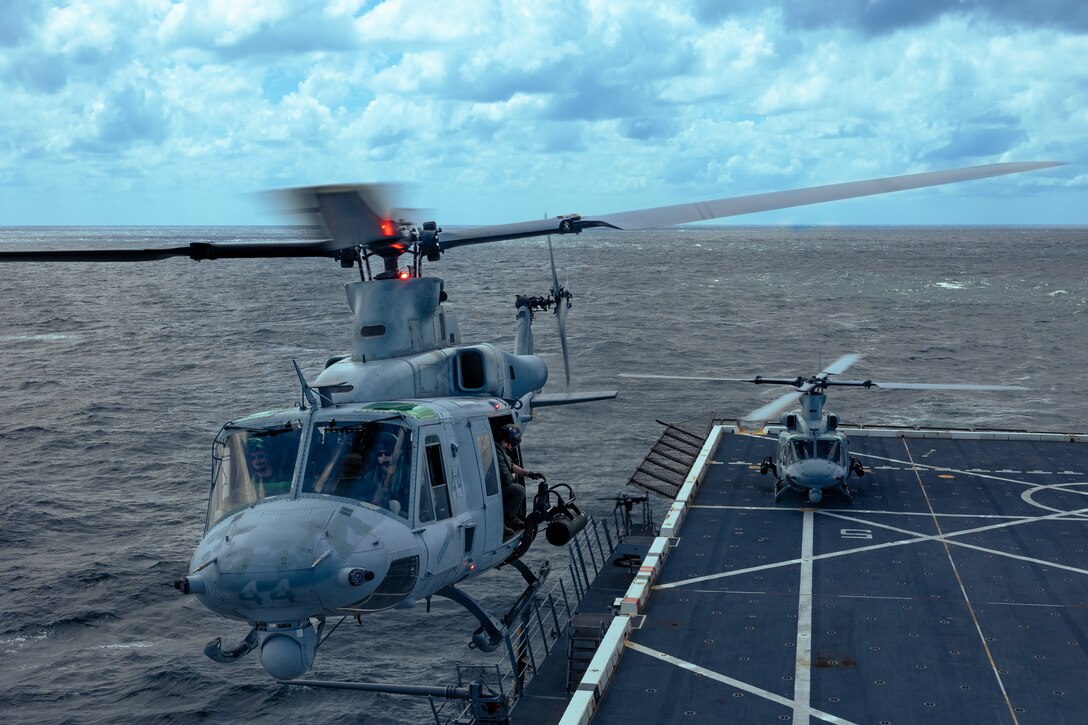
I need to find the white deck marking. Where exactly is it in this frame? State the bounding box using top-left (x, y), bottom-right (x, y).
top-left (794, 510), bottom-right (814, 725)
top-left (901, 439), bottom-right (1020, 725)
top-left (625, 642), bottom-right (857, 724)
top-left (855, 452), bottom-right (1065, 488)
top-left (656, 505), bottom-right (1088, 591)
top-left (692, 504), bottom-right (1029, 519)
top-left (822, 511), bottom-right (1088, 577)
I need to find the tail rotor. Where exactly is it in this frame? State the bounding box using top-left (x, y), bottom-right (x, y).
top-left (547, 235), bottom-right (573, 387)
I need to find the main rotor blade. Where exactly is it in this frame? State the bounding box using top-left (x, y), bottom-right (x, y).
top-left (439, 218), bottom-right (591, 249)
top-left (273, 183), bottom-right (404, 253)
top-left (618, 373), bottom-right (758, 383)
top-left (742, 391), bottom-right (803, 425)
top-left (440, 161), bottom-right (1061, 248)
top-left (820, 354), bottom-right (861, 377)
top-left (0, 161), bottom-right (1062, 263)
top-left (865, 381), bottom-right (1027, 391)
top-left (0, 240), bottom-right (339, 263)
top-left (593, 162), bottom-right (1063, 230)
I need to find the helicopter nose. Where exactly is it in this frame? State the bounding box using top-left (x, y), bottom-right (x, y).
top-left (191, 502), bottom-right (354, 622)
top-left (792, 460), bottom-right (842, 489)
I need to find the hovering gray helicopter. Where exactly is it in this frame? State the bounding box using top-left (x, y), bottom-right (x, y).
top-left (622, 354), bottom-right (1025, 503)
top-left (0, 161), bottom-right (1058, 680)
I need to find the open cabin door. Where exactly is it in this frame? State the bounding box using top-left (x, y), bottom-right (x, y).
top-left (467, 417), bottom-right (503, 550)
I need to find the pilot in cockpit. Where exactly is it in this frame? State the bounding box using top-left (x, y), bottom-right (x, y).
top-left (246, 437), bottom-right (291, 498)
top-left (356, 431), bottom-right (408, 517)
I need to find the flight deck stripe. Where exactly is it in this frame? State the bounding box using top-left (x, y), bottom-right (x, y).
top-left (625, 642), bottom-right (856, 724)
top-left (855, 452), bottom-right (1085, 489)
top-left (902, 438), bottom-right (1020, 725)
top-left (693, 504), bottom-right (1031, 519)
top-left (822, 511), bottom-right (1088, 578)
top-left (655, 504), bottom-right (1088, 590)
top-left (794, 509), bottom-right (814, 725)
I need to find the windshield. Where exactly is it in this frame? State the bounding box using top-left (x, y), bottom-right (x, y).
top-left (207, 422), bottom-right (303, 529)
top-left (816, 438), bottom-right (843, 463)
top-left (301, 421), bottom-right (411, 520)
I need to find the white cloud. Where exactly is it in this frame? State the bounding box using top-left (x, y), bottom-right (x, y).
top-left (0, 0), bottom-right (1082, 225)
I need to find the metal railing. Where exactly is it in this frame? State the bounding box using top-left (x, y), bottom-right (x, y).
top-left (432, 515), bottom-right (618, 724)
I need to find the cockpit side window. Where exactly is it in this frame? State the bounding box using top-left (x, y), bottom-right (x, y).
top-left (208, 423), bottom-right (302, 530)
top-left (302, 421), bottom-right (411, 519)
top-left (423, 434), bottom-right (453, 521)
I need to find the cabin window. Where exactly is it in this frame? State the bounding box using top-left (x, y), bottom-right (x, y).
top-left (792, 440), bottom-right (814, 460)
top-left (301, 421), bottom-right (411, 519)
top-left (208, 422), bottom-right (303, 530)
top-left (423, 435), bottom-right (452, 521)
top-left (475, 432), bottom-right (499, 496)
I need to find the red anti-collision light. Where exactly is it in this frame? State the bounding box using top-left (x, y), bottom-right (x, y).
top-left (380, 219), bottom-right (396, 237)
top-left (398, 270), bottom-right (410, 280)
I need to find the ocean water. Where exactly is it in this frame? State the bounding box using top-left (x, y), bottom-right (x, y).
top-left (0, 226), bottom-right (1085, 723)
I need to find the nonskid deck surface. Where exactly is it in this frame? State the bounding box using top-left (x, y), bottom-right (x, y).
top-left (591, 428), bottom-right (1088, 724)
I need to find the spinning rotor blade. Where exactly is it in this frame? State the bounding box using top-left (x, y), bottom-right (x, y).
top-left (590, 162), bottom-right (1062, 231)
top-left (860, 381), bottom-right (1027, 391)
top-left (438, 161), bottom-right (1062, 248)
top-left (618, 373), bottom-right (757, 383)
top-left (273, 183), bottom-right (407, 255)
top-left (0, 162), bottom-right (1062, 264)
top-left (548, 236), bottom-right (572, 387)
top-left (820, 354), bottom-right (861, 377)
top-left (0, 240), bottom-right (339, 263)
top-left (742, 391), bottom-right (804, 427)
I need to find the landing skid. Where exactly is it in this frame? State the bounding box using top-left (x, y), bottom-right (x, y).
top-left (204, 627), bottom-right (258, 663)
top-left (438, 558), bottom-right (549, 653)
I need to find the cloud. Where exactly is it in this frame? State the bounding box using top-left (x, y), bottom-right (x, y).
top-left (0, 1), bottom-right (1082, 224)
top-left (689, 0), bottom-right (1088, 36)
top-left (923, 125), bottom-right (1029, 163)
top-left (0, 1), bottom-right (46, 48)
top-left (158, 0), bottom-right (362, 59)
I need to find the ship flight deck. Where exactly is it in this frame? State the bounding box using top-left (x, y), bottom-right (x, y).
top-left (559, 425), bottom-right (1088, 725)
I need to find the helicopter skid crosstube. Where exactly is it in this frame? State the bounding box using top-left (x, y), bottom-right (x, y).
top-left (772, 478), bottom-right (853, 504)
top-left (438, 558), bottom-right (550, 653)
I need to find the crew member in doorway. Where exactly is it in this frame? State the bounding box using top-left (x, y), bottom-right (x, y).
top-left (497, 424), bottom-right (545, 539)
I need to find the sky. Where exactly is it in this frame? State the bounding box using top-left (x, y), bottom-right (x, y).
top-left (0, 0), bottom-right (1085, 226)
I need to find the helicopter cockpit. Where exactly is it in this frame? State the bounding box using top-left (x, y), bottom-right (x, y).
top-left (783, 436), bottom-right (846, 465)
top-left (301, 419), bottom-right (412, 519)
top-left (207, 415), bottom-right (304, 529)
top-left (206, 406), bottom-right (470, 534)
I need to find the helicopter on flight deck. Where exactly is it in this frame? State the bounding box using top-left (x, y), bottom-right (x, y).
top-left (0, 161), bottom-right (1060, 680)
top-left (622, 354), bottom-right (1025, 503)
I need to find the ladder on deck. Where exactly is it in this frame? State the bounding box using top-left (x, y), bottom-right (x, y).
top-left (565, 613), bottom-right (612, 693)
